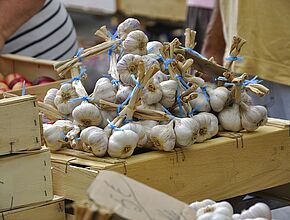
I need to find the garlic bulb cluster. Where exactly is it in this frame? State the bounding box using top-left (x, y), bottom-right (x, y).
top-left (117, 18), bottom-right (141, 40)
top-left (141, 78), bottom-right (163, 105)
top-left (123, 30), bottom-right (148, 55)
top-left (135, 120), bottom-right (159, 148)
top-left (190, 90), bottom-right (211, 113)
top-left (120, 123), bottom-right (147, 147)
top-left (153, 70), bottom-right (169, 83)
top-left (196, 201), bottom-right (233, 220)
top-left (54, 84), bottom-right (81, 115)
top-left (160, 80), bottom-right (177, 108)
top-left (72, 102), bottom-right (102, 127)
top-left (218, 104), bottom-right (242, 132)
top-left (92, 78), bottom-right (116, 103)
top-left (44, 88), bottom-right (58, 107)
top-left (232, 203), bottom-right (271, 220)
top-left (142, 55), bottom-right (160, 71)
top-left (206, 86), bottom-right (230, 112)
top-left (150, 121), bottom-right (175, 151)
top-left (147, 41), bottom-right (163, 55)
top-left (116, 85), bottom-right (133, 104)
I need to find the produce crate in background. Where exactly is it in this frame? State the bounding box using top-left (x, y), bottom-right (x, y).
top-left (0, 148), bottom-right (53, 211)
top-left (0, 95), bottom-right (41, 156)
top-left (51, 120), bottom-right (290, 203)
top-left (0, 54), bottom-right (65, 101)
top-left (0, 196), bottom-right (65, 220)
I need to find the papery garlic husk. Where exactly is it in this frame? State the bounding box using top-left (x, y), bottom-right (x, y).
top-left (66, 125), bottom-right (81, 150)
top-left (141, 78), bottom-right (162, 105)
top-left (147, 41), bottom-right (163, 55)
top-left (189, 89), bottom-right (211, 112)
top-left (99, 110), bottom-right (117, 129)
top-left (92, 77), bottom-right (116, 103)
top-left (137, 101), bottom-right (163, 111)
top-left (117, 18), bottom-right (141, 40)
top-left (218, 103), bottom-right (242, 132)
top-left (80, 126), bottom-right (108, 157)
top-left (53, 120), bottom-right (74, 134)
top-left (108, 130), bottom-right (139, 158)
top-left (44, 88), bottom-right (58, 107)
top-left (43, 125), bottom-right (68, 151)
top-left (123, 30), bottom-right (148, 55)
top-left (142, 55), bottom-right (160, 71)
top-left (240, 102), bottom-right (268, 131)
top-left (196, 201), bottom-right (233, 219)
top-left (72, 102), bottom-right (102, 127)
top-left (54, 83), bottom-right (81, 115)
top-left (116, 84), bottom-right (133, 104)
top-left (160, 80), bottom-right (178, 108)
top-left (206, 86), bottom-right (230, 112)
top-left (70, 139), bottom-right (83, 151)
top-left (120, 123), bottom-right (147, 147)
top-left (150, 121), bottom-right (175, 151)
top-left (241, 91), bottom-right (253, 106)
top-left (117, 54), bottom-right (142, 86)
top-left (189, 199), bottom-right (216, 212)
top-left (135, 120), bottom-right (159, 148)
top-left (174, 117), bottom-right (200, 147)
top-left (191, 112), bottom-right (219, 142)
top-left (153, 70), bottom-right (169, 83)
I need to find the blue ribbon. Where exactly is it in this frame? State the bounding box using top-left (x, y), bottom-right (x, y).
top-left (21, 80), bottom-right (26, 96)
top-left (162, 106), bottom-right (175, 121)
top-left (107, 119), bottom-right (124, 131)
top-left (200, 86), bottom-right (209, 101)
top-left (68, 96), bottom-right (93, 103)
top-left (63, 66), bottom-right (86, 84)
top-left (184, 47), bottom-right (208, 60)
top-left (123, 119), bottom-right (135, 124)
top-left (176, 87), bottom-right (185, 117)
top-left (164, 58), bottom-right (175, 70)
top-left (176, 74), bottom-right (190, 90)
top-left (187, 103), bottom-right (203, 116)
top-left (75, 48), bottom-right (84, 62)
top-left (131, 75), bottom-right (142, 89)
top-left (111, 79), bottom-right (120, 86)
top-left (243, 76), bottom-right (262, 86)
top-left (75, 137), bottom-right (81, 141)
top-left (225, 56), bottom-right (244, 61)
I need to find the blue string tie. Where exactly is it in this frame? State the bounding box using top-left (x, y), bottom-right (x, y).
top-left (111, 79), bottom-right (120, 86)
top-left (21, 80), bottom-right (26, 96)
top-left (68, 96), bottom-right (93, 103)
top-left (75, 48), bottom-right (84, 62)
top-left (184, 47), bottom-right (208, 60)
top-left (176, 87), bottom-right (185, 117)
top-left (75, 137), bottom-right (81, 141)
top-left (176, 74), bottom-right (190, 90)
top-left (131, 75), bottom-right (142, 89)
top-left (243, 76), bottom-right (262, 87)
top-left (188, 103), bottom-right (203, 116)
top-left (225, 56), bottom-right (244, 61)
top-left (164, 58), bottom-right (175, 70)
top-left (107, 119), bottom-right (124, 131)
top-left (162, 106), bottom-right (175, 121)
top-left (200, 86), bottom-right (210, 101)
top-left (63, 66), bottom-right (86, 84)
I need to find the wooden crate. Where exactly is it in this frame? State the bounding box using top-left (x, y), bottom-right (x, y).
top-left (117, 0), bottom-right (187, 22)
top-left (51, 120), bottom-right (290, 203)
top-left (0, 95), bottom-right (41, 155)
top-left (0, 54), bottom-right (65, 101)
top-left (0, 148), bottom-right (53, 211)
top-left (0, 196), bottom-right (65, 220)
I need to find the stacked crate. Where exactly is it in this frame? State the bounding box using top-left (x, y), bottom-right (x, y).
top-left (0, 95), bottom-right (65, 219)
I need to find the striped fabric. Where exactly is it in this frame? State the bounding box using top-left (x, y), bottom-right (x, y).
top-left (2, 0), bottom-right (78, 60)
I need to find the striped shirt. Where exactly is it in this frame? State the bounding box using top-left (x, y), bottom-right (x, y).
top-left (2, 0), bottom-right (78, 61)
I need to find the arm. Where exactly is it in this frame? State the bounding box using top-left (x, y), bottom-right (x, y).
top-left (0, 0), bottom-right (45, 48)
top-left (201, 0), bottom-right (226, 66)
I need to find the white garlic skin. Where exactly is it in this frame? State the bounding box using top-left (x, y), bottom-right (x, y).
top-left (116, 85), bottom-right (133, 104)
top-left (54, 119), bottom-right (74, 134)
top-left (44, 88), bottom-right (58, 107)
top-left (196, 201), bottom-right (233, 219)
top-left (160, 80), bottom-right (178, 108)
top-left (123, 30), bottom-right (148, 55)
top-left (117, 18), bottom-right (140, 40)
top-left (207, 86), bottom-right (230, 112)
top-left (240, 103), bottom-right (268, 131)
top-left (218, 104), bottom-right (242, 132)
top-left (99, 110), bottom-right (117, 129)
top-left (54, 83), bottom-right (81, 115)
top-left (241, 91), bottom-right (253, 106)
top-left (153, 70), bottom-right (169, 83)
top-left (43, 125), bottom-right (67, 151)
top-left (189, 90), bottom-right (211, 112)
top-left (120, 123), bottom-right (147, 147)
top-left (189, 199), bottom-right (216, 212)
top-left (72, 103), bottom-right (102, 127)
top-left (108, 130), bottom-right (139, 158)
top-left (135, 120), bottom-right (159, 148)
top-left (92, 77), bottom-right (116, 103)
top-left (137, 101), bottom-right (163, 112)
top-left (141, 78), bottom-right (163, 105)
top-left (174, 117), bottom-right (200, 147)
top-left (142, 55), bottom-right (160, 71)
top-left (150, 121), bottom-right (175, 151)
top-left (80, 126), bottom-right (108, 157)
top-left (192, 112), bottom-right (219, 143)
top-left (147, 41), bottom-right (163, 55)
top-left (238, 203), bottom-right (271, 219)
top-left (117, 54), bottom-right (142, 86)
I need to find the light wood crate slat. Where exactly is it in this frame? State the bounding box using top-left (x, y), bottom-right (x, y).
top-left (51, 124), bottom-right (290, 203)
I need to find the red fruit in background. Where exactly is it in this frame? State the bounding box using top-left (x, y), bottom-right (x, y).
top-left (0, 73), bottom-right (5, 82)
top-left (0, 88), bottom-right (9, 94)
top-left (5, 72), bottom-right (25, 85)
top-left (0, 81), bottom-right (9, 90)
top-left (32, 76), bottom-right (55, 85)
top-left (12, 80), bottom-right (32, 90)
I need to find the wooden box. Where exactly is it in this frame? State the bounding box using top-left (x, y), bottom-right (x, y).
top-left (117, 0), bottom-right (187, 22)
top-left (0, 54), bottom-right (65, 101)
top-left (0, 95), bottom-right (41, 155)
top-left (0, 148), bottom-right (53, 211)
top-left (51, 120), bottom-right (290, 203)
top-left (0, 196), bottom-right (65, 220)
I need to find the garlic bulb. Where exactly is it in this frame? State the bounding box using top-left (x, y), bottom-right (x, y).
top-left (108, 130), bottom-right (139, 158)
top-left (117, 18), bottom-right (140, 40)
top-left (53, 120), bottom-right (74, 133)
top-left (80, 126), bottom-right (108, 157)
top-left (117, 54), bottom-right (142, 86)
top-left (189, 90), bottom-right (211, 112)
top-left (189, 199), bottom-right (216, 212)
top-left (218, 104), bottom-right (242, 132)
top-left (99, 110), bottom-right (117, 129)
top-left (120, 123), bottom-right (147, 147)
top-left (196, 201), bottom-right (233, 220)
top-left (153, 70), bottom-right (169, 83)
top-left (192, 112), bottom-right (219, 142)
top-left (232, 203), bottom-right (271, 220)
top-left (147, 41), bottom-right (163, 55)
top-left (70, 139), bottom-right (83, 151)
top-left (44, 88), bottom-right (58, 107)
top-left (135, 120), bottom-right (159, 148)
top-left (150, 121), bottom-right (175, 151)
top-left (72, 102), bottom-right (102, 127)
top-left (172, 105), bottom-right (186, 117)
top-left (241, 91), bottom-right (253, 106)
top-left (160, 80), bottom-right (178, 108)
top-left (43, 125), bottom-right (68, 151)
top-left (206, 86), bottom-right (230, 112)
top-left (174, 117), bottom-right (200, 147)
top-left (141, 78), bottom-right (162, 105)
top-left (142, 55), bottom-right (160, 71)
top-left (240, 102), bottom-right (268, 131)
top-left (54, 83), bottom-right (81, 115)
top-left (123, 30), bottom-right (148, 55)
top-left (92, 78), bottom-right (116, 103)
top-left (116, 85), bottom-right (133, 104)
top-left (137, 101), bottom-right (163, 111)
